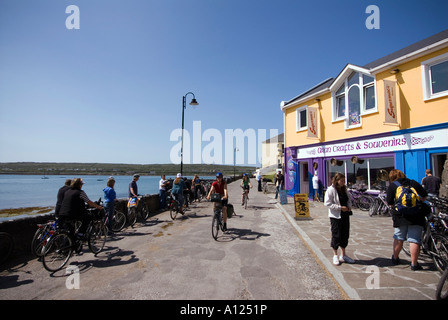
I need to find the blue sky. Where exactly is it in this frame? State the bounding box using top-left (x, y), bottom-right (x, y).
top-left (1, 0), bottom-right (447, 166)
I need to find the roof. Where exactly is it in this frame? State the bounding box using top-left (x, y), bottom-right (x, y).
top-left (281, 29), bottom-right (448, 111)
top-left (281, 78), bottom-right (334, 110)
top-left (262, 133), bottom-right (284, 144)
top-left (363, 29), bottom-right (448, 71)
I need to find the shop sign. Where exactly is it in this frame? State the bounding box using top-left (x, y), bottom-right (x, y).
top-left (307, 107), bottom-right (319, 139)
top-left (279, 189), bottom-right (288, 205)
top-left (384, 80), bottom-right (398, 125)
top-left (294, 194), bottom-right (310, 219)
top-left (295, 127), bottom-right (448, 159)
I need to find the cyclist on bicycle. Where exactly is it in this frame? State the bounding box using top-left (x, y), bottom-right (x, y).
top-left (59, 178), bottom-right (103, 238)
top-left (240, 173), bottom-right (252, 205)
top-left (207, 172), bottom-right (229, 231)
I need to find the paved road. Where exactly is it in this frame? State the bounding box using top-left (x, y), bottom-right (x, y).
top-left (0, 180), bottom-right (345, 300)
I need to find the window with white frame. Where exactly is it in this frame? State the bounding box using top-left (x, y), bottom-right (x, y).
top-left (332, 72), bottom-right (376, 129)
top-left (421, 52), bottom-right (448, 100)
top-left (296, 106), bottom-right (307, 132)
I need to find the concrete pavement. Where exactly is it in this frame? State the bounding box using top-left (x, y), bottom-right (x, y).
top-left (271, 192), bottom-right (443, 300)
top-left (0, 178), bottom-right (443, 301)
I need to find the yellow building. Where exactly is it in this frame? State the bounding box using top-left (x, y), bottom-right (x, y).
top-left (281, 29), bottom-right (448, 198)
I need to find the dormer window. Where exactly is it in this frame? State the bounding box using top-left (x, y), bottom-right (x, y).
top-left (331, 68), bottom-right (377, 129)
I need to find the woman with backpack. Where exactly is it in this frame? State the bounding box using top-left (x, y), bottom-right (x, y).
top-left (386, 169), bottom-right (428, 271)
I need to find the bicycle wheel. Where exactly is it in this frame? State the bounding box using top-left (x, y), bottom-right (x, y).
top-left (430, 234), bottom-right (448, 273)
top-left (111, 210), bottom-right (126, 232)
top-left (436, 268), bottom-right (448, 300)
top-left (358, 195), bottom-right (374, 211)
top-left (244, 194), bottom-right (248, 209)
top-left (42, 232), bottom-right (73, 272)
top-left (128, 207), bottom-right (137, 227)
top-left (0, 232), bottom-right (14, 265)
top-left (88, 222), bottom-right (107, 255)
top-left (170, 201), bottom-right (178, 220)
top-left (31, 226), bottom-right (48, 257)
top-left (212, 210), bottom-right (221, 240)
top-left (369, 199), bottom-right (380, 217)
top-left (140, 205), bottom-right (150, 221)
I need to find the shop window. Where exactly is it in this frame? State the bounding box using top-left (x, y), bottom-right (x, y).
top-left (326, 159), bottom-right (345, 187)
top-left (421, 52), bottom-right (448, 100)
top-left (325, 156), bottom-right (394, 190)
top-left (369, 157), bottom-right (394, 190)
top-left (347, 157), bottom-right (367, 189)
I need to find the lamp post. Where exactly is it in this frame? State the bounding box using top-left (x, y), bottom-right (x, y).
top-left (181, 92), bottom-right (199, 176)
top-left (233, 147), bottom-right (239, 180)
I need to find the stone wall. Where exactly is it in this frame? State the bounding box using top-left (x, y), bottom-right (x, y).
top-left (0, 194), bottom-right (162, 259)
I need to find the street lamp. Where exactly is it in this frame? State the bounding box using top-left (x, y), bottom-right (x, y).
top-left (233, 147), bottom-right (239, 180)
top-left (181, 92), bottom-right (199, 176)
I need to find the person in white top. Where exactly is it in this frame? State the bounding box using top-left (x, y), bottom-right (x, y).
top-left (159, 174), bottom-right (169, 209)
top-left (324, 172), bottom-right (355, 266)
top-left (312, 171), bottom-right (320, 202)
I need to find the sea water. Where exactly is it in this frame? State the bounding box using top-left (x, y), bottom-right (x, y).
top-left (0, 174), bottom-right (215, 210)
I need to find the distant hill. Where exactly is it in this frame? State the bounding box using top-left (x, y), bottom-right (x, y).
top-left (0, 162), bottom-right (257, 176)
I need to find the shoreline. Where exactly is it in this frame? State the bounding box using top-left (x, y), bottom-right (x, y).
top-left (0, 206), bottom-right (54, 219)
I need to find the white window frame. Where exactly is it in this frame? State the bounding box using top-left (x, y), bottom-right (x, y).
top-left (421, 52), bottom-right (448, 101)
top-left (331, 71), bottom-right (377, 129)
top-left (296, 106), bottom-right (307, 132)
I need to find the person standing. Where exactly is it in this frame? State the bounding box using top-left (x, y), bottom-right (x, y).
top-left (256, 171), bottom-right (262, 192)
top-left (59, 178), bottom-right (103, 237)
top-left (129, 174), bottom-right (140, 198)
top-left (171, 173), bottom-right (186, 215)
top-left (324, 173), bottom-right (355, 265)
top-left (387, 169), bottom-right (428, 270)
top-left (274, 170), bottom-right (284, 200)
top-left (312, 172), bottom-right (320, 202)
top-left (193, 174), bottom-right (202, 201)
top-left (103, 177), bottom-right (117, 233)
top-left (421, 169), bottom-right (441, 198)
top-left (159, 174), bottom-right (169, 209)
top-left (55, 179), bottom-right (72, 218)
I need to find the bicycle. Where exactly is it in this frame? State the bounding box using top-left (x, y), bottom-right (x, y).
top-left (41, 208), bottom-right (107, 272)
top-left (127, 195), bottom-right (149, 227)
top-left (435, 267), bottom-right (448, 300)
top-left (348, 187), bottom-right (374, 211)
top-left (168, 191), bottom-right (181, 220)
top-left (109, 208), bottom-right (126, 232)
top-left (369, 187), bottom-right (392, 217)
top-left (212, 202), bottom-right (225, 240)
top-left (427, 195), bottom-right (448, 218)
top-left (241, 186), bottom-right (250, 209)
top-left (100, 199), bottom-right (126, 233)
top-left (31, 219), bottom-right (58, 258)
top-left (0, 232), bottom-right (14, 265)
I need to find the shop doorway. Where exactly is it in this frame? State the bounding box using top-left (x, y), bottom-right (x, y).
top-left (432, 153), bottom-right (447, 178)
top-left (299, 162), bottom-right (309, 195)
